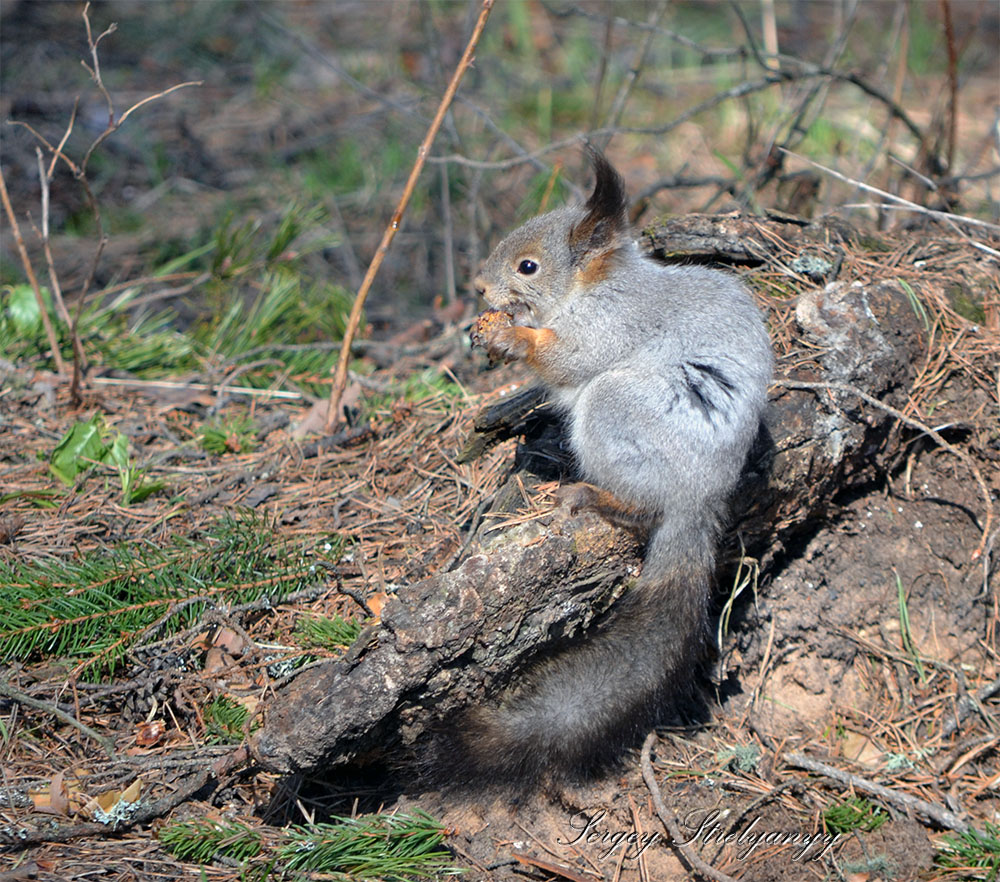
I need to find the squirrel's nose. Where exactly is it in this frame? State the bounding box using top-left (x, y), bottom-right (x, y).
top-left (473, 276), bottom-right (487, 299)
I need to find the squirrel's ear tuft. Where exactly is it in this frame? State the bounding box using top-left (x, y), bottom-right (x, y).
top-left (583, 145), bottom-right (628, 221)
top-left (569, 145), bottom-right (629, 262)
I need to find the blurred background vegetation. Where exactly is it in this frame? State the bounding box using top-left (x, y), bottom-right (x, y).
top-left (1, 0), bottom-right (997, 370)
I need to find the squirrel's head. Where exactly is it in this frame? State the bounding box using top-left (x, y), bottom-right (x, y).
top-left (474, 146), bottom-right (630, 326)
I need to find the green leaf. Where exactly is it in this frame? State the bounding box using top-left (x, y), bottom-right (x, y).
top-left (296, 613), bottom-right (363, 651)
top-left (50, 416), bottom-right (110, 485)
top-left (0, 513), bottom-right (334, 679)
top-left (4, 284), bottom-right (46, 335)
top-left (105, 432), bottom-right (131, 470)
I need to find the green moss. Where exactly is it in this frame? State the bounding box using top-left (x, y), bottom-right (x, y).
top-left (948, 284), bottom-right (987, 325)
top-left (857, 234), bottom-right (891, 252)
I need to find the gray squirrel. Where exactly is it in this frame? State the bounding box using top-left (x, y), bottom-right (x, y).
top-left (466, 147), bottom-right (773, 782)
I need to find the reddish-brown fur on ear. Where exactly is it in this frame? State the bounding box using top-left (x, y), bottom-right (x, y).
top-left (568, 146), bottom-right (629, 264)
top-left (574, 248), bottom-right (617, 285)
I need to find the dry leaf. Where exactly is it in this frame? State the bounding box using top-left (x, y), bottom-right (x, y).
top-left (29, 771), bottom-right (69, 816)
top-left (231, 693), bottom-right (260, 716)
top-left (48, 770), bottom-right (69, 816)
top-left (203, 646), bottom-right (237, 677)
top-left (84, 779), bottom-right (142, 818)
top-left (120, 780), bottom-right (142, 803)
top-left (840, 730), bottom-right (883, 768)
top-left (367, 591), bottom-right (388, 619)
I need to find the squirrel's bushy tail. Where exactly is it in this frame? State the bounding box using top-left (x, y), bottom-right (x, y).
top-left (453, 522), bottom-right (715, 784)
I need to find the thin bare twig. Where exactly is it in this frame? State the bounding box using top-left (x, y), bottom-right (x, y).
top-left (80, 81), bottom-right (202, 173)
top-left (325, 0), bottom-right (496, 432)
top-left (588, 14), bottom-right (615, 132)
top-left (0, 166), bottom-right (66, 375)
top-left (728, 0), bottom-right (775, 73)
top-left (732, 0), bottom-right (931, 172)
top-left (35, 148), bottom-right (89, 373)
top-left (9, 5), bottom-right (203, 399)
top-left (550, 4), bottom-right (743, 61)
top-left (594, 0), bottom-right (666, 151)
top-left (46, 96), bottom-right (79, 180)
top-left (80, 5), bottom-right (202, 396)
top-left (937, 673), bottom-right (1000, 740)
top-left (81, 2), bottom-right (116, 121)
top-left (888, 154), bottom-right (939, 191)
top-left (783, 64), bottom-right (927, 153)
top-left (429, 73), bottom-right (791, 172)
top-left (640, 732), bottom-right (738, 882)
top-left (939, 0), bottom-right (958, 174)
top-left (454, 96), bottom-right (547, 173)
top-left (440, 163), bottom-right (456, 304)
top-left (325, 194), bottom-right (363, 291)
top-left (262, 11), bottom-right (429, 129)
top-left (633, 174), bottom-right (736, 203)
top-left (438, 62), bottom-right (909, 176)
top-left (839, 204), bottom-right (1000, 258)
top-left (89, 377), bottom-right (302, 400)
top-left (769, 0), bottom-right (858, 168)
top-left (782, 149), bottom-right (1000, 235)
top-left (34, 148), bottom-right (67, 323)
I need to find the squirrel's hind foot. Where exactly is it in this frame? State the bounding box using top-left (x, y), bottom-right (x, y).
top-left (556, 482), bottom-right (659, 534)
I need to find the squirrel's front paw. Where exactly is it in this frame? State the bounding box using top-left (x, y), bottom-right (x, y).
top-left (472, 312), bottom-right (558, 367)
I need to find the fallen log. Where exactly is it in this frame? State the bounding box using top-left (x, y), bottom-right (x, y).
top-left (250, 214), bottom-right (927, 776)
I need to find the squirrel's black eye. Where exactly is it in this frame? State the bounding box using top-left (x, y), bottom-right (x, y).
top-left (517, 259), bottom-right (539, 275)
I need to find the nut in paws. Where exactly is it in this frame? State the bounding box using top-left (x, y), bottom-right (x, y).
top-left (471, 309), bottom-right (517, 362)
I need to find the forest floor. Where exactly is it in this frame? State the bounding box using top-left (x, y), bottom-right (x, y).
top-left (2, 217), bottom-right (998, 881)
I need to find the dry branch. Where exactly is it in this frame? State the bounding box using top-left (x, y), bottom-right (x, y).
top-left (253, 506), bottom-right (642, 773)
top-left (783, 752), bottom-right (969, 832)
top-left (0, 678), bottom-right (115, 757)
top-left (782, 149), bottom-right (1000, 238)
top-left (4, 2), bottom-right (202, 400)
top-left (0, 168), bottom-right (66, 375)
top-left (641, 733), bottom-right (738, 882)
top-left (0, 767), bottom-right (213, 852)
top-left (325, 0), bottom-right (496, 432)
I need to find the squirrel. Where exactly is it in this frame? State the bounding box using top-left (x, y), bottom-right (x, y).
top-left (464, 147), bottom-right (773, 784)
